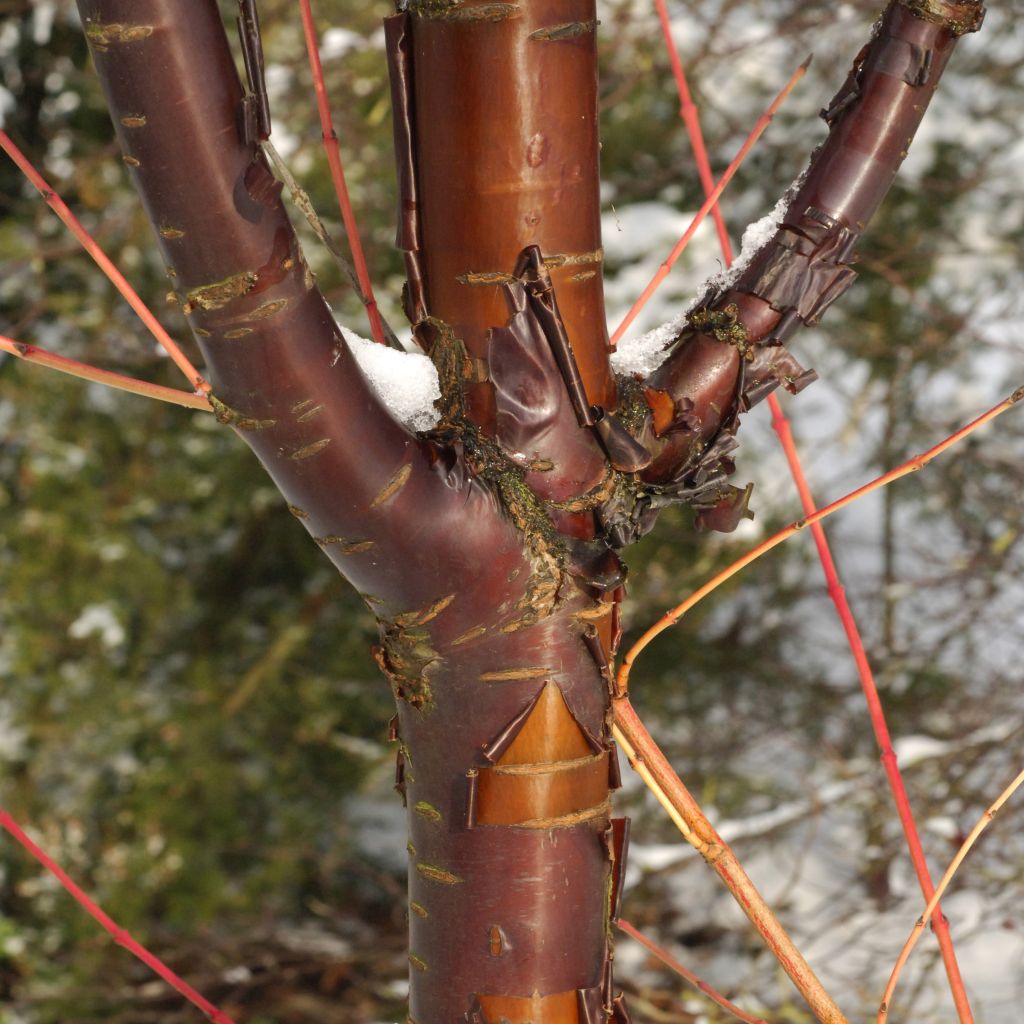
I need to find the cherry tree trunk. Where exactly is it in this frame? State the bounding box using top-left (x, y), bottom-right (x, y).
top-left (75, 0), bottom-right (983, 1020)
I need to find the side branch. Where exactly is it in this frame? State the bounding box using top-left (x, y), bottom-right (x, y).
top-left (76, 0), bottom-right (517, 604)
top-left (0, 810), bottom-right (237, 1024)
top-left (627, 0), bottom-right (985, 515)
top-left (0, 335), bottom-right (212, 411)
top-left (0, 128), bottom-right (208, 393)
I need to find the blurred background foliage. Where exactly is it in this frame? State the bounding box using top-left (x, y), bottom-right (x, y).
top-left (0, 1), bottom-right (1022, 1021)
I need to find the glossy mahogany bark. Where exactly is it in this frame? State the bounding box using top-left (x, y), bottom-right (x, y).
top-left (399, 0), bottom-right (615, 429)
top-left (79, 3), bottom-right (628, 1023)
top-left (76, 1), bottom-right (981, 1021)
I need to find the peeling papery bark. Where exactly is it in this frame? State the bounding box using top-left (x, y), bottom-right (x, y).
top-left (628, 0), bottom-right (984, 531)
top-left (75, 0), bottom-right (982, 1021)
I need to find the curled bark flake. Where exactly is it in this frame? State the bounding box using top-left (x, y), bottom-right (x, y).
top-left (158, 226), bottom-right (184, 239)
top-left (410, 901), bottom-right (429, 918)
top-left (119, 114), bottom-right (147, 128)
top-left (122, 154), bottom-right (140, 167)
top-left (408, 953), bottom-right (428, 972)
top-left (738, 207), bottom-right (859, 326)
top-left (223, 328), bottom-right (253, 339)
top-left (237, 0), bottom-right (272, 141)
top-left (287, 505), bottom-right (308, 519)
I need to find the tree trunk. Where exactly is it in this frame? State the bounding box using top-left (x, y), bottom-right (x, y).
top-left (74, 0), bottom-right (983, 1020)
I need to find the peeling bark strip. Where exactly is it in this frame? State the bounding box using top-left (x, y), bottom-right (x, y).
top-left (640, 0), bottom-right (984, 531)
top-left (409, 0), bottom-right (615, 430)
top-left (75, 0), bottom-right (978, 1022)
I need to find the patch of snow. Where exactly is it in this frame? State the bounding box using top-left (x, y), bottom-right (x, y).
top-left (67, 603), bottom-right (125, 649)
top-left (698, 170), bottom-right (806, 299)
top-left (893, 733), bottom-right (951, 767)
top-left (610, 312), bottom-right (687, 377)
top-left (609, 174), bottom-right (806, 378)
top-left (338, 325), bottom-right (440, 433)
top-left (320, 28), bottom-right (363, 61)
top-left (0, 85), bottom-right (14, 129)
top-left (31, 2), bottom-right (56, 46)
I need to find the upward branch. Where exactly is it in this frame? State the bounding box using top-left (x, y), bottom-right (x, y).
top-left (617, 0), bottom-right (985, 535)
top-left (77, 0), bottom-right (531, 614)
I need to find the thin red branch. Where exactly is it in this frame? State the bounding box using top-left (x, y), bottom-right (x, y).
top-left (653, 23), bottom-right (974, 1019)
top-left (769, 403), bottom-right (975, 1019)
top-left (0, 335), bottom-right (213, 411)
top-left (878, 764), bottom-right (1024, 1022)
top-left (0, 130), bottom-right (209, 394)
top-left (609, 56), bottom-right (809, 347)
top-left (0, 809), bottom-right (237, 1024)
top-left (652, 0), bottom-right (732, 259)
top-left (616, 386), bottom-right (1023, 694)
top-left (298, 0), bottom-right (390, 347)
top-left (617, 918), bottom-right (770, 1024)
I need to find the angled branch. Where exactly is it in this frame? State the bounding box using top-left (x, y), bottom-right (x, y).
top-left (76, 0), bottom-right (522, 607)
top-left (619, 0), bottom-right (985, 532)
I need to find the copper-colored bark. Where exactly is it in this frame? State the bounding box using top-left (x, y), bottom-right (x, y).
top-left (74, 1), bottom-right (982, 1021)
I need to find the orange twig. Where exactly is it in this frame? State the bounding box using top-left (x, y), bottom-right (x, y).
top-left (618, 918), bottom-right (770, 1024)
top-left (617, 386), bottom-right (1023, 695)
top-left (609, 56), bottom-right (809, 347)
top-left (613, 708), bottom-right (848, 1024)
top-left (0, 810), bottom-right (237, 1024)
top-left (298, 0), bottom-right (391, 348)
top-left (877, 764), bottom-right (1024, 1022)
top-left (0, 335), bottom-right (212, 412)
top-left (0, 130), bottom-right (209, 394)
top-left (655, 26), bottom-right (974, 1019)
